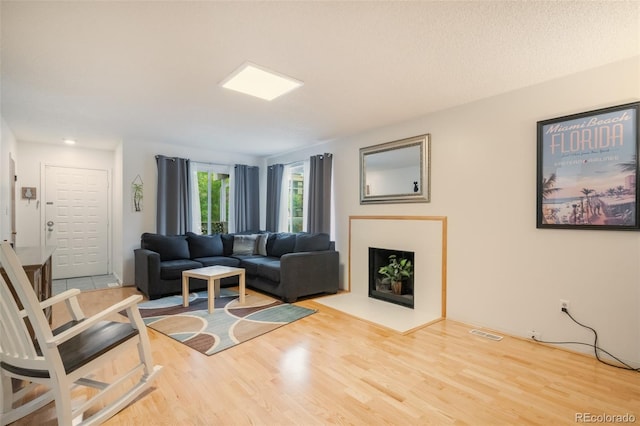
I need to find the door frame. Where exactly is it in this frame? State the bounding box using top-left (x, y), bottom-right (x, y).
top-left (9, 153), bottom-right (16, 245)
top-left (40, 163), bottom-right (112, 276)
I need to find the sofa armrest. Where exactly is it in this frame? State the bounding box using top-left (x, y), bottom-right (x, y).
top-left (134, 248), bottom-right (161, 299)
top-left (280, 250), bottom-right (339, 302)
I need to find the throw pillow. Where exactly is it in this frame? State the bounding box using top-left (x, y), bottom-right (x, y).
top-left (294, 233), bottom-right (331, 252)
top-left (232, 234), bottom-right (258, 256)
top-left (186, 232), bottom-right (224, 258)
top-left (256, 233), bottom-right (269, 256)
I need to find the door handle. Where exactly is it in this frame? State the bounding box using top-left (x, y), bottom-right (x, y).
top-left (47, 221), bottom-right (54, 231)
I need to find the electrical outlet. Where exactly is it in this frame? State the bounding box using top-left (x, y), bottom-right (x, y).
top-left (560, 299), bottom-right (570, 311)
top-left (528, 330), bottom-right (541, 340)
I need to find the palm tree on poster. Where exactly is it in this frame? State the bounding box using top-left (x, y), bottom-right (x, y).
top-left (542, 173), bottom-right (561, 200)
top-left (580, 188), bottom-right (595, 223)
top-left (541, 173), bottom-right (562, 224)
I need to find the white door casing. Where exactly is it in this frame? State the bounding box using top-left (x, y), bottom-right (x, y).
top-left (44, 166), bottom-right (109, 279)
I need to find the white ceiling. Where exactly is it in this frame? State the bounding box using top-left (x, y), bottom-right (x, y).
top-left (1, 1), bottom-right (639, 156)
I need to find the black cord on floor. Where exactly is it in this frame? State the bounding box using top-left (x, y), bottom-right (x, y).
top-left (531, 308), bottom-right (639, 372)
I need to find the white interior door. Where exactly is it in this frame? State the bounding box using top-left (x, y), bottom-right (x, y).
top-left (45, 166), bottom-right (109, 279)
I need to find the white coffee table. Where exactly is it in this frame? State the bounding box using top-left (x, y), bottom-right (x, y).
top-left (182, 265), bottom-right (246, 313)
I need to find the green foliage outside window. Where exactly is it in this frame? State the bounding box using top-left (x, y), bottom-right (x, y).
top-left (198, 171), bottom-right (229, 234)
top-left (289, 171), bottom-right (304, 232)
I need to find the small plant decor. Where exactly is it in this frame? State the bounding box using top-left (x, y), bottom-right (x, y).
top-left (377, 254), bottom-right (413, 295)
top-left (131, 175), bottom-right (144, 212)
top-left (132, 183), bottom-right (143, 212)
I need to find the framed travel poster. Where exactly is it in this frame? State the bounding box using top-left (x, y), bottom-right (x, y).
top-left (537, 102), bottom-right (640, 230)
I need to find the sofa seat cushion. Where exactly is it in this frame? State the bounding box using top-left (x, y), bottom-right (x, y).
top-left (257, 260), bottom-right (282, 283)
top-left (159, 259), bottom-right (203, 280)
top-left (235, 256), bottom-right (276, 277)
top-left (193, 256), bottom-right (241, 268)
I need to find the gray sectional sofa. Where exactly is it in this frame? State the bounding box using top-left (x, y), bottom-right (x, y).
top-left (134, 231), bottom-right (339, 302)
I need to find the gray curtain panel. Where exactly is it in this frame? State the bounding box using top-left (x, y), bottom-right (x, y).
top-left (234, 164), bottom-right (260, 232)
top-left (156, 155), bottom-right (191, 235)
top-left (266, 164), bottom-right (284, 232)
top-left (307, 153), bottom-right (333, 234)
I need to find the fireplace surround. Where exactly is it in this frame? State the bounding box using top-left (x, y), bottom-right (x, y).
top-left (315, 215), bottom-right (447, 333)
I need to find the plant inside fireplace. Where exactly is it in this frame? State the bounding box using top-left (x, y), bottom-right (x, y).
top-left (377, 255), bottom-right (413, 294)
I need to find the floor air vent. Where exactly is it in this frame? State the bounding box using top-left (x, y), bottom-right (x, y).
top-left (469, 329), bottom-right (503, 341)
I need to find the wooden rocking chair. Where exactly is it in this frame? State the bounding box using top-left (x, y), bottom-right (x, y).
top-left (0, 242), bottom-right (162, 425)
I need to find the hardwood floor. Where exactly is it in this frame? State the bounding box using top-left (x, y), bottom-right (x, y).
top-left (9, 287), bottom-right (639, 425)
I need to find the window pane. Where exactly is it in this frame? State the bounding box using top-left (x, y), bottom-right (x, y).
top-left (196, 171), bottom-right (230, 234)
top-left (211, 173), bottom-right (229, 233)
top-left (289, 165), bottom-right (304, 233)
top-left (197, 171), bottom-right (209, 233)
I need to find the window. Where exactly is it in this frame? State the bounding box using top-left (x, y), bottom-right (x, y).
top-left (288, 164), bottom-right (304, 232)
top-left (191, 163), bottom-right (231, 234)
top-left (280, 162), bottom-right (308, 233)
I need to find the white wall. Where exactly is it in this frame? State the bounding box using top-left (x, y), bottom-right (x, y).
top-left (0, 117), bottom-right (18, 242)
top-left (269, 56), bottom-right (640, 365)
top-left (120, 140), bottom-right (261, 285)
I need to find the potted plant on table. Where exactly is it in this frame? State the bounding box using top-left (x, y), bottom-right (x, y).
top-left (377, 254), bottom-right (413, 295)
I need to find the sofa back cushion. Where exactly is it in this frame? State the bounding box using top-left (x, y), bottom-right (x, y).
top-left (221, 234), bottom-right (235, 256)
top-left (141, 233), bottom-right (190, 261)
top-left (294, 232), bottom-right (331, 252)
top-left (186, 232), bottom-right (224, 258)
top-left (267, 233), bottom-right (296, 257)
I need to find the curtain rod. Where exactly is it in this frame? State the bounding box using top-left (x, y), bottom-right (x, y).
top-left (155, 156), bottom-right (229, 167)
top-left (191, 160), bottom-right (232, 167)
top-left (273, 160), bottom-right (303, 167)
top-left (270, 152), bottom-right (332, 167)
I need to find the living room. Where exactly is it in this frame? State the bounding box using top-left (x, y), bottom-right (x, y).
top-left (1, 2), bottom-right (639, 424)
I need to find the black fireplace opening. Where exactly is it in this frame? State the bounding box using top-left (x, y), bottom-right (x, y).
top-left (369, 247), bottom-right (415, 309)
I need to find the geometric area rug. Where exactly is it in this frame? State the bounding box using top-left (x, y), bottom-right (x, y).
top-left (136, 288), bottom-right (316, 356)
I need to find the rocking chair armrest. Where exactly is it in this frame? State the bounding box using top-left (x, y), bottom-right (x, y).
top-left (41, 288), bottom-right (86, 322)
top-left (16, 288), bottom-right (84, 320)
top-left (39, 288), bottom-right (82, 310)
top-left (46, 294), bottom-right (143, 347)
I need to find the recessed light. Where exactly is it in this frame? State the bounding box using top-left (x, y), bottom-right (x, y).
top-left (63, 139), bottom-right (76, 145)
top-left (220, 62), bottom-right (303, 101)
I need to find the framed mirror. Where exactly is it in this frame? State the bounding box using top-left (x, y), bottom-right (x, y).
top-left (360, 134), bottom-right (431, 204)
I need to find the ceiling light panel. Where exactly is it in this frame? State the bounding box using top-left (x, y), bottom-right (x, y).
top-left (220, 62), bottom-right (303, 101)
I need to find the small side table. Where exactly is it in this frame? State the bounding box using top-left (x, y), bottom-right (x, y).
top-left (182, 266), bottom-right (246, 313)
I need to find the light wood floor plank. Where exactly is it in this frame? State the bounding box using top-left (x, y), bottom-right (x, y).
top-left (8, 287), bottom-right (639, 425)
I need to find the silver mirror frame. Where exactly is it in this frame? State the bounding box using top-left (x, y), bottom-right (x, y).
top-left (360, 134), bottom-right (431, 204)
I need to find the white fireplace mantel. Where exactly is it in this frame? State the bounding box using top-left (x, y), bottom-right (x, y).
top-left (316, 215), bottom-right (447, 334)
